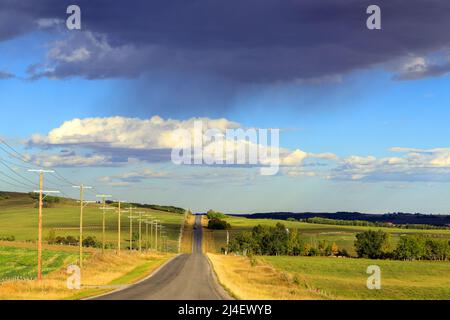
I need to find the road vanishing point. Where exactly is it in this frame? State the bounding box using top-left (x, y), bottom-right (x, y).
top-left (93, 215), bottom-right (232, 300)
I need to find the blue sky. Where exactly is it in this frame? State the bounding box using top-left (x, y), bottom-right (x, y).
top-left (1, 1), bottom-right (450, 214)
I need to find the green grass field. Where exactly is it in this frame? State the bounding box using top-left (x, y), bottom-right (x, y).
top-left (0, 192), bottom-right (185, 252)
top-left (0, 246), bottom-right (78, 281)
top-left (262, 256), bottom-right (450, 299)
top-left (206, 215), bottom-right (450, 256)
top-left (206, 215), bottom-right (450, 299)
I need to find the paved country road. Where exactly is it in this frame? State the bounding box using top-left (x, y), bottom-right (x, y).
top-left (93, 215), bottom-right (232, 300)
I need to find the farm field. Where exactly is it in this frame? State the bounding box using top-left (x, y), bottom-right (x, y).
top-left (0, 246), bottom-right (79, 281)
top-left (0, 191), bottom-right (186, 298)
top-left (0, 249), bottom-right (173, 300)
top-left (205, 215), bottom-right (450, 300)
top-left (208, 254), bottom-right (450, 300)
top-left (0, 192), bottom-right (185, 252)
top-left (204, 215), bottom-right (450, 256)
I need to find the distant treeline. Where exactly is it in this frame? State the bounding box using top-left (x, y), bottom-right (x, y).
top-left (302, 217), bottom-right (449, 230)
top-left (106, 200), bottom-right (186, 214)
top-left (238, 211), bottom-right (450, 227)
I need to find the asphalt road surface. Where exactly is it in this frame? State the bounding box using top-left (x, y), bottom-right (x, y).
top-left (93, 215), bottom-right (231, 300)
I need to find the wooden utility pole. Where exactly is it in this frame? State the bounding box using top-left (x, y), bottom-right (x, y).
top-left (128, 207), bottom-right (137, 250)
top-left (28, 169), bottom-right (58, 281)
top-left (37, 173), bottom-right (43, 279)
top-left (129, 211), bottom-right (133, 250)
top-left (142, 215), bottom-right (153, 251)
top-left (135, 211), bottom-right (145, 252)
top-left (139, 212), bottom-right (142, 252)
top-left (117, 201), bottom-right (122, 255)
top-left (162, 235), bottom-right (166, 252)
top-left (145, 221), bottom-right (149, 250)
top-left (154, 220), bottom-right (159, 251)
top-left (159, 226), bottom-right (164, 252)
top-left (96, 194), bottom-right (113, 254)
top-left (73, 184), bottom-right (93, 268)
top-left (226, 230), bottom-right (230, 255)
top-left (150, 220), bottom-right (154, 250)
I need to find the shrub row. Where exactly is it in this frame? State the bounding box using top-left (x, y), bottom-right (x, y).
top-left (355, 230), bottom-right (450, 260)
top-left (228, 223), bottom-right (347, 257)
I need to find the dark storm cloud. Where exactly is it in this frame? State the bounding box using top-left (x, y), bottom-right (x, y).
top-left (2, 0), bottom-right (450, 82)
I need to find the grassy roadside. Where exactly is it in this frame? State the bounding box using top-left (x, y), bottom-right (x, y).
top-left (207, 253), bottom-right (450, 300)
top-left (207, 253), bottom-right (322, 300)
top-left (0, 249), bottom-right (174, 300)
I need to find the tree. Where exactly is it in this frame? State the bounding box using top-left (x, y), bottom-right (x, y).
top-left (207, 218), bottom-right (231, 230)
top-left (206, 210), bottom-right (226, 219)
top-left (394, 235), bottom-right (425, 260)
top-left (331, 242), bottom-right (339, 256)
top-left (338, 248), bottom-right (350, 257)
top-left (229, 223), bottom-right (306, 256)
top-left (286, 229), bottom-right (306, 256)
top-left (354, 230), bottom-right (391, 259)
top-left (82, 236), bottom-right (100, 248)
top-left (424, 238), bottom-right (449, 261)
top-left (228, 231), bottom-right (257, 255)
top-left (307, 247), bottom-right (320, 256)
top-left (269, 223), bottom-right (289, 255)
top-left (46, 229), bottom-right (56, 244)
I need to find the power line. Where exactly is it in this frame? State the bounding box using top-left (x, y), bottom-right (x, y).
top-left (0, 160), bottom-right (70, 195)
top-left (0, 140), bottom-right (32, 164)
top-left (0, 138), bottom-right (78, 187)
top-left (0, 159), bottom-right (37, 187)
top-left (0, 170), bottom-right (35, 189)
top-left (0, 176), bottom-right (30, 190)
top-left (0, 138), bottom-right (79, 186)
top-left (53, 170), bottom-right (78, 186)
top-left (0, 155), bottom-right (35, 170)
top-left (0, 153), bottom-right (69, 189)
top-left (0, 137), bottom-right (108, 200)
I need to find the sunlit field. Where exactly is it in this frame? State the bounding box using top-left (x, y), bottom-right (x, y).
top-left (0, 193), bottom-right (185, 252)
top-left (208, 253), bottom-right (450, 300)
top-left (0, 246), bottom-right (79, 281)
top-left (205, 215), bottom-right (450, 256)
